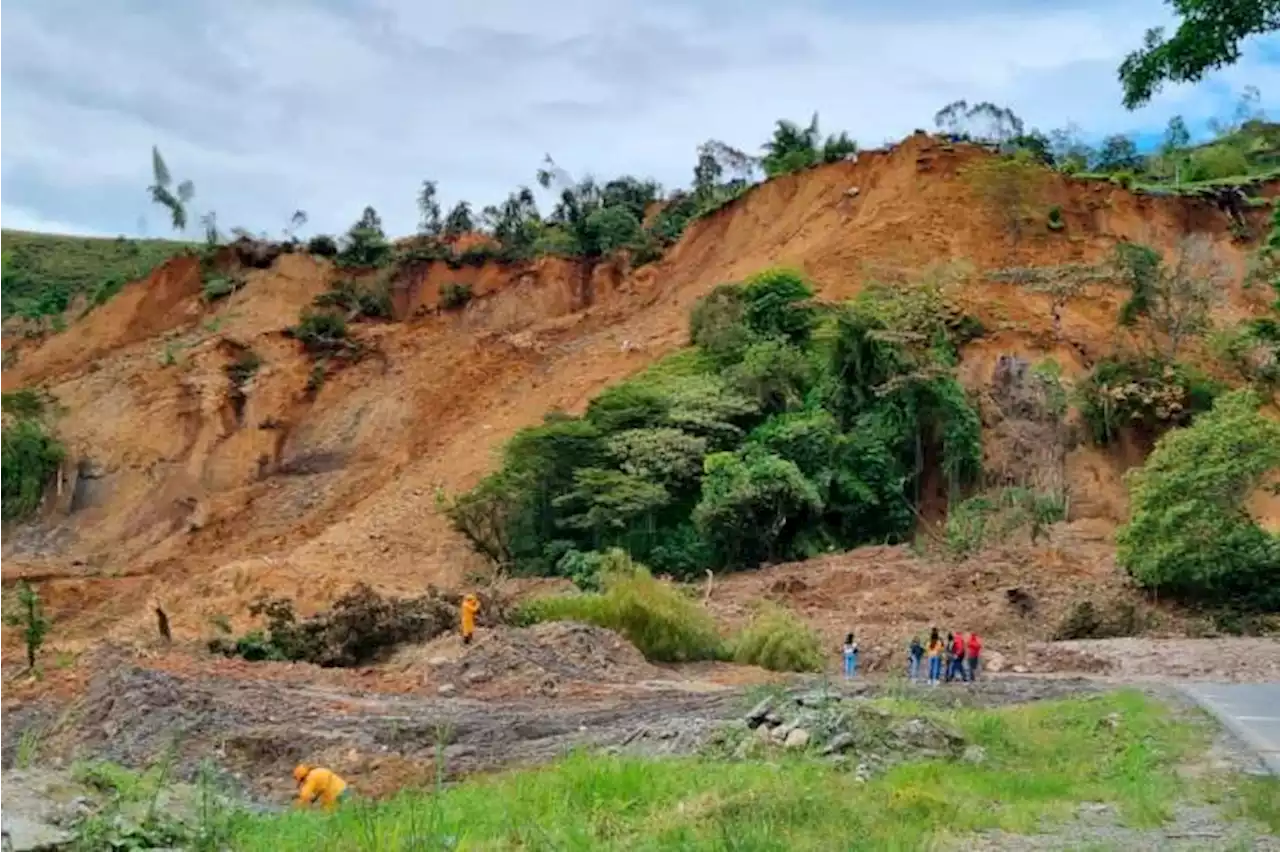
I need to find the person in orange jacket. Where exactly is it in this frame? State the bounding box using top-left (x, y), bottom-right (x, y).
top-left (293, 764), bottom-right (349, 811)
top-left (461, 593), bottom-right (480, 645)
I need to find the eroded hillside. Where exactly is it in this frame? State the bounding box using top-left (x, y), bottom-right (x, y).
top-left (2, 133), bottom-right (1274, 646)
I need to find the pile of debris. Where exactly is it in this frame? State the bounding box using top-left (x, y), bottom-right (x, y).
top-left (425, 622), bottom-right (661, 697)
top-left (209, 584), bottom-right (509, 668)
top-left (708, 689), bottom-right (974, 781)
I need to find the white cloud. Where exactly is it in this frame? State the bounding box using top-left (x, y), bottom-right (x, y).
top-left (2, 0), bottom-right (1277, 239)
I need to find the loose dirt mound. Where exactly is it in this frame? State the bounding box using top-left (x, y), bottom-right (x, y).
top-left (402, 621), bottom-right (661, 698)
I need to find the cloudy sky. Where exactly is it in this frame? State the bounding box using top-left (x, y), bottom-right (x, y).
top-left (4, 0), bottom-right (1279, 240)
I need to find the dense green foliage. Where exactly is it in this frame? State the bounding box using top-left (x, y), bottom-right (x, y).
top-left (1, 231), bottom-right (190, 320)
top-left (1117, 390), bottom-right (1280, 611)
top-left (944, 487), bottom-right (1068, 559)
top-left (446, 267), bottom-right (981, 581)
top-left (1, 389), bottom-right (65, 522)
top-left (518, 552), bottom-right (724, 662)
top-left (1119, 0), bottom-right (1280, 109)
top-left (731, 604), bottom-right (825, 672)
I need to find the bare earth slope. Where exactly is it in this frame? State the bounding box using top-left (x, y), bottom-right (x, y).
top-left (2, 133), bottom-right (1274, 646)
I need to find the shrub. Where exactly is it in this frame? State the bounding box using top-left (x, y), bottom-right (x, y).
top-left (313, 278), bottom-right (392, 320)
top-left (731, 604), bottom-right (824, 672)
top-left (3, 581), bottom-right (51, 670)
top-left (1116, 389), bottom-right (1280, 611)
top-left (306, 234), bottom-right (339, 257)
top-left (456, 245), bottom-right (500, 267)
top-left (225, 349), bottom-right (261, 388)
top-left (336, 207), bottom-right (392, 269)
top-left (287, 309), bottom-right (349, 354)
top-left (690, 284), bottom-right (755, 364)
top-left (2, 416), bottom-right (65, 521)
top-left (1046, 206), bottom-right (1065, 231)
top-left (944, 487), bottom-right (1068, 559)
top-left (519, 552), bottom-right (724, 662)
top-left (201, 275), bottom-right (241, 302)
top-left (439, 282), bottom-right (474, 310)
top-left (1210, 320), bottom-right (1280, 388)
top-left (740, 268), bottom-right (817, 346)
top-left (1110, 170), bottom-right (1135, 190)
top-left (1078, 357), bottom-right (1218, 445)
top-left (1185, 144), bottom-right (1250, 182)
top-left (1052, 599), bottom-right (1144, 640)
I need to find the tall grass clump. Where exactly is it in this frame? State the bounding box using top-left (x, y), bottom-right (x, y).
top-left (731, 603), bottom-right (824, 672)
top-left (520, 550), bottom-right (723, 662)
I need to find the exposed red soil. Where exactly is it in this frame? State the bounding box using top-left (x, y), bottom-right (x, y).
top-left (2, 132), bottom-right (1275, 673)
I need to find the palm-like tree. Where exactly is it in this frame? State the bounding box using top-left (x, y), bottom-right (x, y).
top-left (148, 146), bottom-right (195, 232)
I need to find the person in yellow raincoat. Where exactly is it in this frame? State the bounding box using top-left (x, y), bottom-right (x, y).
top-left (461, 593), bottom-right (480, 645)
top-left (293, 764), bottom-right (349, 811)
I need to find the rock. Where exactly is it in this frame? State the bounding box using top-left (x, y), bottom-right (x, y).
top-left (427, 656), bottom-right (449, 667)
top-left (854, 762), bottom-right (873, 783)
top-left (962, 745), bottom-right (987, 765)
top-left (462, 668), bottom-right (491, 686)
top-left (754, 725), bottom-right (773, 744)
top-left (783, 729), bottom-right (811, 750)
top-left (795, 690), bottom-right (837, 709)
top-left (2, 814), bottom-right (74, 851)
top-left (1100, 712), bottom-right (1121, 731)
top-left (984, 650), bottom-right (1006, 673)
top-left (763, 711), bottom-right (784, 726)
top-left (744, 698), bottom-right (773, 728)
top-left (1012, 664), bottom-right (1028, 674)
top-left (770, 723), bottom-right (794, 743)
top-left (821, 732), bottom-right (856, 755)
top-left (437, 683), bottom-right (456, 697)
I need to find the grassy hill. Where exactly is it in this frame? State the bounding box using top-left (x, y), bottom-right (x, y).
top-left (1, 230), bottom-right (192, 322)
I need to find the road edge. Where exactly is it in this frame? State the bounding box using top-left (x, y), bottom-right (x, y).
top-left (1179, 684), bottom-right (1280, 776)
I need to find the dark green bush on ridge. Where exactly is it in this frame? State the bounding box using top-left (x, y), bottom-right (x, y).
top-left (444, 266), bottom-right (982, 583)
top-left (2, 390), bottom-right (65, 522)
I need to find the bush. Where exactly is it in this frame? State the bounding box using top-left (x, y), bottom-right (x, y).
top-left (306, 234), bottom-right (339, 257)
top-left (1046, 206), bottom-right (1065, 231)
top-left (1078, 357), bottom-right (1218, 444)
top-left (1186, 144), bottom-right (1251, 182)
top-left (1110, 170), bottom-right (1135, 190)
top-left (1116, 389), bottom-right (1280, 611)
top-left (519, 552), bottom-right (724, 662)
top-left (1052, 600), bottom-right (1144, 640)
top-left (2, 416), bottom-right (64, 522)
top-left (201, 274), bottom-right (241, 302)
top-left (440, 282), bottom-right (474, 310)
top-left (336, 207), bottom-right (392, 269)
top-left (944, 487), bottom-right (1067, 559)
top-left (313, 278), bottom-right (392, 319)
top-left (287, 309), bottom-right (349, 354)
top-left (731, 604), bottom-right (823, 672)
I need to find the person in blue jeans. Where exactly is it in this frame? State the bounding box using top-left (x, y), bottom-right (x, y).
top-left (908, 636), bottom-right (924, 682)
top-left (842, 632), bottom-right (859, 678)
top-left (926, 628), bottom-right (944, 685)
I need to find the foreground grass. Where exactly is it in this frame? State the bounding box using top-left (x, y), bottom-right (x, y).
top-left (226, 691), bottom-right (1215, 851)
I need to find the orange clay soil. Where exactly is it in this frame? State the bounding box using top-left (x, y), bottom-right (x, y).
top-left (2, 132), bottom-right (1275, 662)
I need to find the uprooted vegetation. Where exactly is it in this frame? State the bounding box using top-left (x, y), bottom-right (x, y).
top-left (443, 266), bottom-right (982, 582)
top-left (209, 584), bottom-right (506, 667)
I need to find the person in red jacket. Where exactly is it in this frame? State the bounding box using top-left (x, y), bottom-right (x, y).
top-left (966, 632), bottom-right (983, 681)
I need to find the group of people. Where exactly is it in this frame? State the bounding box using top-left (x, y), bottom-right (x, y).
top-left (842, 628), bottom-right (983, 685)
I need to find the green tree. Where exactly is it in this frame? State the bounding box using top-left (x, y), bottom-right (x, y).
top-left (1116, 389), bottom-right (1280, 610)
top-left (552, 468), bottom-right (670, 546)
top-left (1115, 237), bottom-right (1226, 359)
top-left (2, 410), bottom-right (64, 522)
top-left (4, 581), bottom-right (52, 670)
top-left (727, 339), bottom-right (813, 414)
top-left (693, 449), bottom-right (824, 568)
top-left (1119, 0), bottom-right (1280, 109)
top-left (740, 268), bottom-right (818, 346)
top-left (443, 201), bottom-right (475, 238)
top-left (147, 146), bottom-right (195, 232)
top-left (761, 115), bottom-right (821, 177)
top-left (417, 180), bottom-right (442, 236)
top-left (337, 206), bottom-right (392, 268)
top-left (1095, 134), bottom-right (1144, 173)
top-left (1163, 115), bottom-right (1191, 153)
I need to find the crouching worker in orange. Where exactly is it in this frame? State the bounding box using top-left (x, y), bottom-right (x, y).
top-left (461, 593), bottom-right (480, 645)
top-left (293, 764), bottom-right (349, 811)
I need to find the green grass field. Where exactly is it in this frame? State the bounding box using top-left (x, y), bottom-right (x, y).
top-left (1, 229), bottom-right (192, 321)
top-left (218, 690), bottom-right (1277, 852)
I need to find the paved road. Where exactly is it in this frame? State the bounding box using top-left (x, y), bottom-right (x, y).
top-left (1181, 683), bottom-right (1280, 775)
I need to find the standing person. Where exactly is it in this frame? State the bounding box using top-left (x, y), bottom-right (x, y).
top-left (967, 631), bottom-right (983, 681)
top-left (949, 631), bottom-right (969, 683)
top-left (461, 593), bottom-right (480, 645)
top-left (842, 632), bottom-right (859, 679)
top-left (943, 632), bottom-right (955, 683)
top-left (926, 629), bottom-right (945, 686)
top-left (908, 636), bottom-right (924, 682)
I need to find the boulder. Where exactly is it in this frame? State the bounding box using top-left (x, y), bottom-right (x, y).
top-left (783, 729), bottom-right (811, 750)
top-left (744, 699), bottom-right (773, 728)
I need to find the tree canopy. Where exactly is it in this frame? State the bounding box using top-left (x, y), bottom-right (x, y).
top-left (1119, 0), bottom-right (1280, 108)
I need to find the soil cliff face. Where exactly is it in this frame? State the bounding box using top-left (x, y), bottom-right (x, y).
top-left (3, 132), bottom-right (1273, 645)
